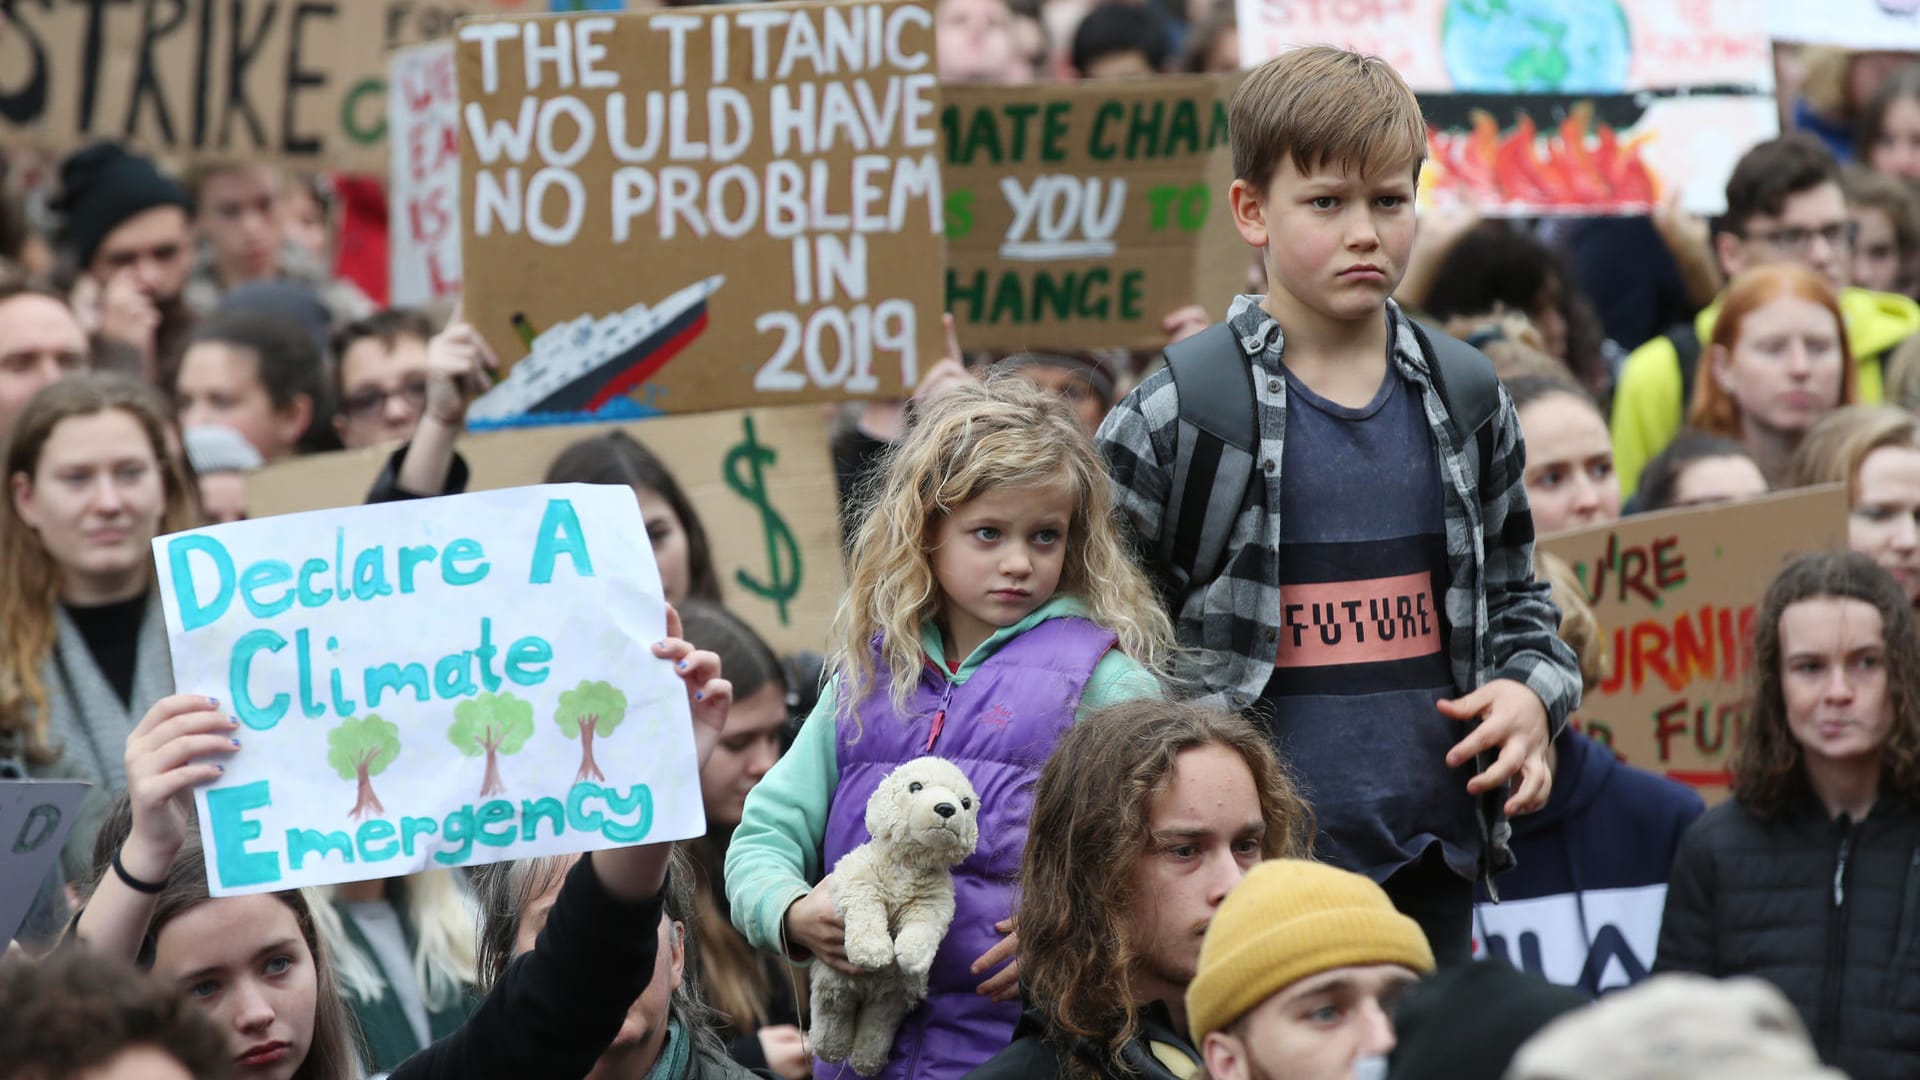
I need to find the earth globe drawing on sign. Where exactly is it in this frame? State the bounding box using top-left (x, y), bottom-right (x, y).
top-left (1440, 0), bottom-right (1633, 93)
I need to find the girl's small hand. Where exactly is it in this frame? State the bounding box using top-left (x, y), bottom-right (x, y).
top-left (654, 604), bottom-right (731, 770)
top-left (756, 1025), bottom-right (811, 1079)
top-left (784, 875), bottom-right (859, 975)
top-left (971, 917), bottom-right (1020, 1002)
top-left (121, 694), bottom-right (241, 881)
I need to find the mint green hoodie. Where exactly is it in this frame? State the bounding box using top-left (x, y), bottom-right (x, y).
top-left (723, 597), bottom-right (1160, 956)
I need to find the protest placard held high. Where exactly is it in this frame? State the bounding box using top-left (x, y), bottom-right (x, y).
top-left (155, 484), bottom-right (704, 896)
top-left (457, 0), bottom-right (946, 424)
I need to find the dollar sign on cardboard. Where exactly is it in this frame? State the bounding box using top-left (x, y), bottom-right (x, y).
top-left (723, 415), bottom-right (802, 624)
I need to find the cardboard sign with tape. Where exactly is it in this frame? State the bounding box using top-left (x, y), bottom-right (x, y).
top-left (455, 0), bottom-right (946, 423)
top-left (1539, 485), bottom-right (1848, 803)
top-left (942, 75), bottom-right (1248, 352)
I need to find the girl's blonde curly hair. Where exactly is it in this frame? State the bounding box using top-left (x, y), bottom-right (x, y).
top-left (830, 376), bottom-right (1172, 725)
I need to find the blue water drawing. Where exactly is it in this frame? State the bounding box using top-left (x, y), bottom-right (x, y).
top-left (1441, 0), bottom-right (1632, 94)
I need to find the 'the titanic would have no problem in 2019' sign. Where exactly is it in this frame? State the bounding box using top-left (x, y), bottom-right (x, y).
top-left (457, 0), bottom-right (947, 423)
top-left (155, 485), bottom-right (706, 896)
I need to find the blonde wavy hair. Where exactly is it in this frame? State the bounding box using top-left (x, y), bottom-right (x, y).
top-left (1536, 552), bottom-right (1609, 695)
top-left (830, 376), bottom-right (1172, 724)
top-left (308, 870), bottom-right (478, 1014)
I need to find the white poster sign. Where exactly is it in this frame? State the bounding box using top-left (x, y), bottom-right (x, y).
top-left (1769, 0), bottom-right (1920, 48)
top-left (388, 40), bottom-right (464, 307)
top-left (155, 484), bottom-right (701, 896)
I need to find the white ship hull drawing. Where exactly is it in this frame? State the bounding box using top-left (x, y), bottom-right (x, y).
top-left (468, 275), bottom-right (726, 422)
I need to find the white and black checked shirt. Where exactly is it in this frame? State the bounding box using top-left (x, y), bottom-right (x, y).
top-left (1097, 295), bottom-right (1581, 746)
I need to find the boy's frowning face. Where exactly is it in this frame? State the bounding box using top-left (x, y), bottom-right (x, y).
top-left (1232, 157), bottom-right (1418, 325)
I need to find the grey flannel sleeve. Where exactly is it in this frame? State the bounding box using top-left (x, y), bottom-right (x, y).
top-left (1478, 385), bottom-right (1583, 736)
top-left (1095, 369), bottom-right (1181, 596)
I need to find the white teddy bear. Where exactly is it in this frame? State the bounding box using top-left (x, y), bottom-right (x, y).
top-left (809, 755), bottom-right (981, 1076)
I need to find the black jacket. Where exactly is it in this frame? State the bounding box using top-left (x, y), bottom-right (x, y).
top-left (962, 1002), bottom-right (1201, 1080)
top-left (364, 443), bottom-right (470, 504)
top-left (389, 855), bottom-right (667, 1080)
top-left (1654, 793), bottom-right (1920, 1080)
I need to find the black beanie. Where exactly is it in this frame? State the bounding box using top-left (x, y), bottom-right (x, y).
top-left (1387, 961), bottom-right (1591, 1080)
top-left (54, 142), bottom-right (191, 268)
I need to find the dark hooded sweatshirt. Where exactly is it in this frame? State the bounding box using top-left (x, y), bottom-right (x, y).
top-left (1472, 730), bottom-right (1703, 995)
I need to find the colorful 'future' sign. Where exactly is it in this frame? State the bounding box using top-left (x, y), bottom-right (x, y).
top-left (154, 485), bottom-right (702, 896)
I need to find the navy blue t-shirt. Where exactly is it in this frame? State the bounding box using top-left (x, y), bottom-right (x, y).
top-left (1258, 364), bottom-right (1481, 883)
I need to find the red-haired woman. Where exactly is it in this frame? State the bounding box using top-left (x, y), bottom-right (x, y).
top-left (1688, 264), bottom-right (1858, 487)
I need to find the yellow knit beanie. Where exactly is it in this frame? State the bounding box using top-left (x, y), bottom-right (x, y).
top-left (1186, 859), bottom-right (1436, 1044)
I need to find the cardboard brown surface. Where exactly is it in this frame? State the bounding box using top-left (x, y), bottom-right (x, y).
top-left (1539, 485), bottom-right (1848, 803)
top-left (455, 0), bottom-right (946, 423)
top-left (245, 406), bottom-right (847, 656)
top-left (941, 75), bottom-right (1247, 351)
top-left (0, 1), bottom-right (534, 171)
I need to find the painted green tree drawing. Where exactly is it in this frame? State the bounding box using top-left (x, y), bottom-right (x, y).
top-left (328, 714), bottom-right (401, 820)
top-left (448, 692), bottom-right (534, 798)
top-left (554, 680), bottom-right (628, 782)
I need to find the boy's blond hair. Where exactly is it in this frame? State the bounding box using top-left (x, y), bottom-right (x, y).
top-left (1229, 45), bottom-right (1428, 190)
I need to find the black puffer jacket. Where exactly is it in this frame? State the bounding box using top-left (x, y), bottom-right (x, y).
top-left (1654, 794), bottom-right (1920, 1080)
top-left (962, 1002), bottom-right (1200, 1080)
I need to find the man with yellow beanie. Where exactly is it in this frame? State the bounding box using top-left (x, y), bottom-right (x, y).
top-left (1188, 860), bottom-right (1435, 1080)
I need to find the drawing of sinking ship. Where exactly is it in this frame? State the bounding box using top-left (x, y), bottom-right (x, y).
top-left (468, 275), bottom-right (725, 423)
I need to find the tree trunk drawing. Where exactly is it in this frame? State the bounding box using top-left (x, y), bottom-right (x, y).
top-left (349, 762), bottom-right (385, 820)
top-left (576, 716), bottom-right (605, 782)
top-left (480, 739), bottom-right (505, 797)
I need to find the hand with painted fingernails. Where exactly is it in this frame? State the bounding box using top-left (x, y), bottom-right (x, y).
top-left (119, 693), bottom-right (243, 885)
top-left (653, 603), bottom-right (731, 770)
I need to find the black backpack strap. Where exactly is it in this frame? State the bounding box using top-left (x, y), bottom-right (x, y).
top-left (1164, 322), bottom-right (1257, 594)
top-left (1667, 321), bottom-right (1702, 412)
top-left (1410, 319), bottom-right (1501, 486)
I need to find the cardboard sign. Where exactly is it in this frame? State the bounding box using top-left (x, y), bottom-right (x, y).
top-left (1236, 0), bottom-right (1777, 215)
top-left (1769, 0), bottom-right (1920, 48)
top-left (0, 1), bottom-right (536, 170)
top-left (155, 485), bottom-right (703, 895)
top-left (389, 41), bottom-right (465, 307)
top-left (0, 780), bottom-right (89, 945)
top-left (941, 76), bottom-right (1248, 351)
top-left (1539, 486), bottom-right (1848, 802)
top-left (243, 405), bottom-right (845, 657)
top-left (455, 0), bottom-right (946, 423)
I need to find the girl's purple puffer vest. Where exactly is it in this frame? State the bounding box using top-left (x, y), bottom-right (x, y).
top-left (814, 617), bottom-right (1116, 1080)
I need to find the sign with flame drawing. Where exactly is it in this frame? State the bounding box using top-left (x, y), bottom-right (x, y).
top-left (1238, 0), bottom-right (1778, 215)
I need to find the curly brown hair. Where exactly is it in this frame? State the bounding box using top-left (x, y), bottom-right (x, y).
top-left (1016, 700), bottom-right (1313, 1077)
top-left (1732, 550), bottom-right (1920, 818)
top-left (0, 949), bottom-right (235, 1079)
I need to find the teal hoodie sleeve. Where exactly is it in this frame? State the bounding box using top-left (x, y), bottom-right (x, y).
top-left (724, 679), bottom-right (841, 958)
top-left (1076, 648), bottom-right (1162, 718)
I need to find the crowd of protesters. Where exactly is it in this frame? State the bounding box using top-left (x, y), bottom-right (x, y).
top-left (5, 4), bottom-right (1920, 1080)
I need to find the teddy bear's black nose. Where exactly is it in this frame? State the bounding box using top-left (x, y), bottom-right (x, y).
top-left (934, 802), bottom-right (956, 819)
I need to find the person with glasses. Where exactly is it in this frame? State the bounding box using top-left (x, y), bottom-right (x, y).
top-left (360, 305), bottom-right (499, 503)
top-left (333, 309), bottom-right (439, 450)
top-left (1611, 133), bottom-right (1920, 498)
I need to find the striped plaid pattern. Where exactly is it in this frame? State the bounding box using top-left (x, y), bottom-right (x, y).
top-left (1096, 296), bottom-right (1582, 879)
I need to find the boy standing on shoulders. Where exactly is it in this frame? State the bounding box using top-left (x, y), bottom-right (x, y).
top-left (1095, 46), bottom-right (1581, 965)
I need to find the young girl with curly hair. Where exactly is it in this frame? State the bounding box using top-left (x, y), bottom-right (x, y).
top-left (726, 376), bottom-right (1173, 1080)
